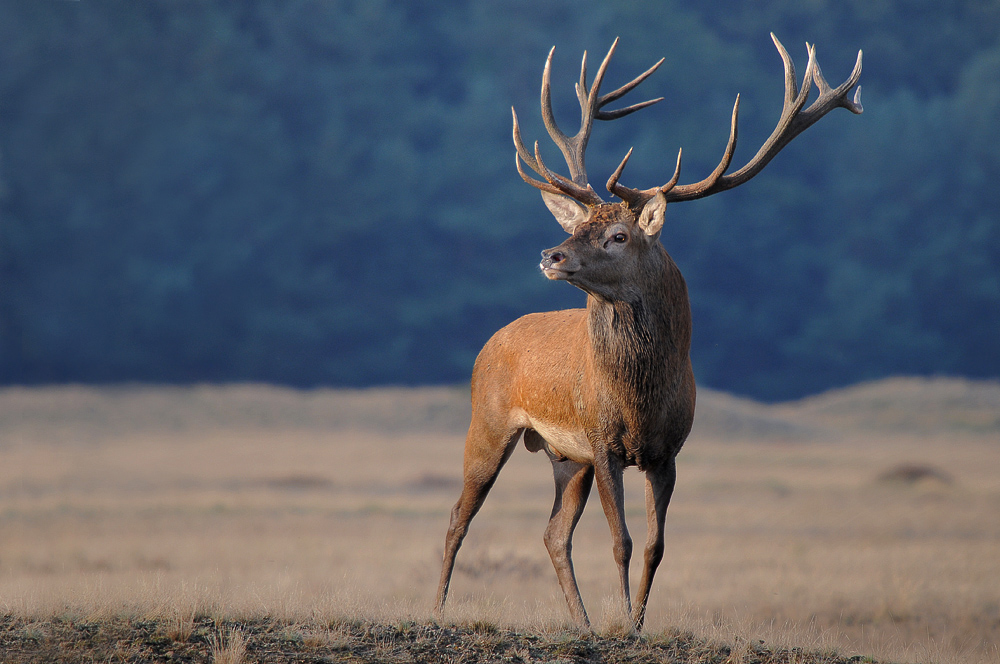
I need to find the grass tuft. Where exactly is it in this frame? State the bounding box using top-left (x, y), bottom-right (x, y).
top-left (208, 626), bottom-right (248, 664)
top-left (163, 609), bottom-right (196, 643)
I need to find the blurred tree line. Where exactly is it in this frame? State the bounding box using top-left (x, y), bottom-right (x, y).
top-left (0, 0), bottom-right (997, 400)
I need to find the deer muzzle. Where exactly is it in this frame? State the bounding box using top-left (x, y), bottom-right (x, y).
top-left (540, 248), bottom-right (576, 280)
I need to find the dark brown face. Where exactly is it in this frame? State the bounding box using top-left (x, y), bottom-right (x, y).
top-left (539, 202), bottom-right (661, 301)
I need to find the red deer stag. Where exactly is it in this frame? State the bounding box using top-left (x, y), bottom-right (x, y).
top-left (434, 34), bottom-right (862, 631)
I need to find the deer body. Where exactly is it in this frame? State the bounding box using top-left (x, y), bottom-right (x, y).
top-left (434, 35), bottom-right (861, 631)
top-left (474, 217), bottom-right (694, 472)
top-left (436, 199), bottom-right (695, 629)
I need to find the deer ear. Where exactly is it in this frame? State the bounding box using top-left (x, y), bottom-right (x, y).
top-left (637, 191), bottom-right (667, 237)
top-left (541, 191), bottom-right (588, 233)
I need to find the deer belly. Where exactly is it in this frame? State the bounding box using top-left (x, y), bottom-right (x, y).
top-left (524, 418), bottom-right (593, 464)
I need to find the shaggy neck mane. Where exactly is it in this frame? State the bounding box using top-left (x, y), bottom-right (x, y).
top-left (586, 249), bottom-right (690, 400)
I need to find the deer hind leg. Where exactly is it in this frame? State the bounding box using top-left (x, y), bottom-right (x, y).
top-left (433, 424), bottom-right (521, 621)
top-left (543, 456), bottom-right (594, 630)
top-left (592, 451), bottom-right (634, 629)
top-left (631, 457), bottom-right (677, 631)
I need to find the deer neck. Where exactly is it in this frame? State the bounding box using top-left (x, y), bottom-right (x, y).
top-left (585, 250), bottom-right (691, 391)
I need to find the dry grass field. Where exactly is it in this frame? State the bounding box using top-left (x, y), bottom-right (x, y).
top-left (0, 378), bottom-right (997, 662)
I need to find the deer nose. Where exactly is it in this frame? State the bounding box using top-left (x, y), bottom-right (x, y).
top-left (540, 249), bottom-right (566, 269)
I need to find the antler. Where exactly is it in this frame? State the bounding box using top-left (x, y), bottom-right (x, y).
top-left (513, 38), bottom-right (665, 206)
top-left (608, 33), bottom-right (863, 206)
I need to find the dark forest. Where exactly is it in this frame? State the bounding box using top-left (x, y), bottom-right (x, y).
top-left (1, 1), bottom-right (998, 400)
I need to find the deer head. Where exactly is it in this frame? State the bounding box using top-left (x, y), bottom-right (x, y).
top-left (515, 35), bottom-right (863, 300)
top-left (537, 194), bottom-right (667, 302)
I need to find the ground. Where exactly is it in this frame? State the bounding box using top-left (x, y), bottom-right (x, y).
top-left (0, 378), bottom-right (997, 663)
top-left (0, 615), bottom-right (882, 663)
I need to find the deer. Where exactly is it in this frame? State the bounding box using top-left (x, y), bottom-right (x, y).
top-left (433, 34), bottom-right (862, 632)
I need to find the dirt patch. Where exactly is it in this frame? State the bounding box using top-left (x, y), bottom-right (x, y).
top-left (261, 474), bottom-right (336, 491)
top-left (877, 462), bottom-right (953, 486)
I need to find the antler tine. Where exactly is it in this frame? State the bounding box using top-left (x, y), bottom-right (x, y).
top-left (598, 96), bottom-right (665, 122)
top-left (607, 146), bottom-right (683, 205)
top-left (586, 37), bottom-right (619, 109)
top-left (660, 147), bottom-right (684, 193)
top-left (514, 152), bottom-right (564, 197)
top-left (597, 58), bottom-right (665, 116)
top-left (512, 107), bottom-right (541, 174)
top-left (772, 33), bottom-right (799, 114)
top-left (606, 147), bottom-right (635, 202)
top-left (663, 34), bottom-right (862, 203)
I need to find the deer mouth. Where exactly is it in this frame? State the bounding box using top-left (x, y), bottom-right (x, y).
top-left (540, 264), bottom-right (575, 280)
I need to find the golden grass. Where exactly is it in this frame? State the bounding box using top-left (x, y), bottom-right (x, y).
top-left (208, 626), bottom-right (247, 664)
top-left (0, 379), bottom-right (997, 663)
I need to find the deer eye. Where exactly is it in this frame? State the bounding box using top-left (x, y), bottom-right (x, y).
top-left (613, 233), bottom-right (628, 243)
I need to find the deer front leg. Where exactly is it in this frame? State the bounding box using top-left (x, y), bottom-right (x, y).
top-left (592, 451), bottom-right (633, 627)
top-left (632, 457), bottom-right (677, 631)
top-left (433, 425), bottom-right (521, 621)
top-left (544, 456), bottom-right (595, 630)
